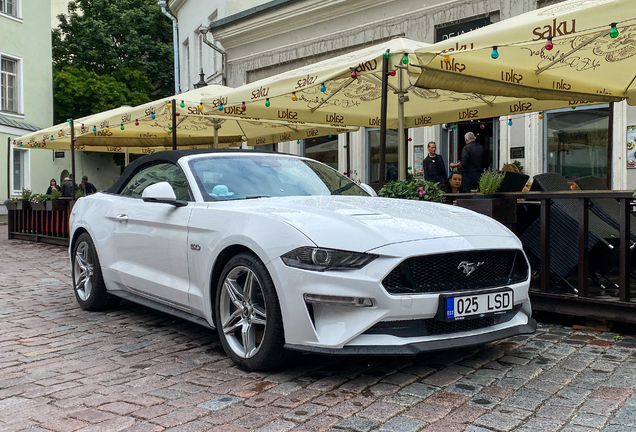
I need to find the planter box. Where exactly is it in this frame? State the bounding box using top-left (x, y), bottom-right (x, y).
top-left (31, 202), bottom-right (46, 211)
top-left (8, 199), bottom-right (31, 211)
top-left (46, 199), bottom-right (68, 212)
top-left (456, 197), bottom-right (517, 224)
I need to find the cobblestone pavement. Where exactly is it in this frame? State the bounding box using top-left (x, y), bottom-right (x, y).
top-left (2, 227), bottom-right (636, 432)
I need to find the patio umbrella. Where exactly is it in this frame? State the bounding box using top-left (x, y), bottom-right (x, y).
top-left (72, 86), bottom-right (355, 148)
top-left (411, 0), bottom-right (635, 104)
top-left (200, 37), bottom-right (602, 183)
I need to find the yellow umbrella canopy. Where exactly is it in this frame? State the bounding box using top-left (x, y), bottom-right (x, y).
top-left (412, 0), bottom-right (635, 104)
top-left (72, 86), bottom-right (356, 148)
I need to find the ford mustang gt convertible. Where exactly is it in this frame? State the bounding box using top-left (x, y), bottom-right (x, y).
top-left (69, 149), bottom-right (536, 370)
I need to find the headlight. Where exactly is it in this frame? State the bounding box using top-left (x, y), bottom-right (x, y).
top-left (281, 247), bottom-right (378, 271)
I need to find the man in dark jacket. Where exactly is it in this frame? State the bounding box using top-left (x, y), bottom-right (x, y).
top-left (61, 176), bottom-right (74, 197)
top-left (450, 132), bottom-right (485, 191)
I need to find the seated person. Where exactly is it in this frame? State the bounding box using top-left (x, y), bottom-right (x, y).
top-left (441, 171), bottom-right (469, 194)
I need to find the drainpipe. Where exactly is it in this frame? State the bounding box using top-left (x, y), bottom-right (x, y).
top-left (199, 27), bottom-right (226, 86)
top-left (158, 1), bottom-right (180, 94)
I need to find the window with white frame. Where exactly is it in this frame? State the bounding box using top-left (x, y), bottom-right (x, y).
top-left (0, 0), bottom-right (19, 18)
top-left (1, 56), bottom-right (19, 113)
top-left (12, 148), bottom-right (27, 193)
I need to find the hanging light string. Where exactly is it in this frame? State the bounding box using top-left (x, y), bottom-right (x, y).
top-left (433, 17), bottom-right (636, 59)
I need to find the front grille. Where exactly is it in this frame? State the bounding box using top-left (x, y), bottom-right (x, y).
top-left (362, 306), bottom-right (520, 338)
top-left (382, 249), bottom-right (528, 295)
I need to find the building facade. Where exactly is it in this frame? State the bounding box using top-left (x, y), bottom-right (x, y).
top-left (169, 0), bottom-right (636, 191)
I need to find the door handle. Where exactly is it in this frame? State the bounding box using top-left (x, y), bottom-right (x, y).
top-left (115, 214), bottom-right (128, 223)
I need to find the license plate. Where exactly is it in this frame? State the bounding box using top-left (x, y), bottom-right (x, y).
top-left (442, 290), bottom-right (513, 321)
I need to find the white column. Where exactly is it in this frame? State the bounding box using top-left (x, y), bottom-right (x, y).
top-left (524, 112), bottom-right (543, 179)
top-left (499, 116), bottom-right (511, 169)
top-left (612, 100), bottom-right (628, 190)
top-left (348, 128), bottom-right (366, 184)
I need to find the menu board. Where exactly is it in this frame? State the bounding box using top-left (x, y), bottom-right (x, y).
top-left (413, 145), bottom-right (424, 178)
top-left (627, 125), bottom-right (636, 169)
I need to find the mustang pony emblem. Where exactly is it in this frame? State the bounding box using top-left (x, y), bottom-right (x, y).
top-left (457, 261), bottom-right (484, 276)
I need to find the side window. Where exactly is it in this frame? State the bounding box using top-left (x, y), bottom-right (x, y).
top-left (120, 163), bottom-right (191, 200)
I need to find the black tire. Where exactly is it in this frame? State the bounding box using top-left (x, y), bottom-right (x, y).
top-left (214, 252), bottom-right (288, 371)
top-left (72, 233), bottom-right (121, 311)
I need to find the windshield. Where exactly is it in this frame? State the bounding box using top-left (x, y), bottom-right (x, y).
top-left (189, 155), bottom-right (369, 201)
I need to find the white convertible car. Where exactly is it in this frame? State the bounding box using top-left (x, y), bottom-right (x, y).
top-left (69, 149), bottom-right (535, 370)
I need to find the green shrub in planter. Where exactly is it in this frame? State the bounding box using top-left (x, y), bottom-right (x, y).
top-left (478, 170), bottom-right (505, 195)
top-left (379, 180), bottom-right (445, 203)
top-left (50, 189), bottom-right (62, 200)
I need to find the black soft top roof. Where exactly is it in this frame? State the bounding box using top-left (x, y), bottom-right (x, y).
top-left (106, 148), bottom-right (274, 194)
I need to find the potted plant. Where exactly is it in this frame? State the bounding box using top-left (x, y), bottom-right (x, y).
top-left (8, 189), bottom-right (33, 210)
top-left (45, 189), bottom-right (67, 211)
top-left (379, 179), bottom-right (445, 203)
top-left (30, 194), bottom-right (47, 211)
top-left (456, 170), bottom-right (516, 224)
top-left (477, 169), bottom-right (505, 198)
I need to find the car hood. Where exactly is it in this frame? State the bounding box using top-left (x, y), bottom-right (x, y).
top-left (219, 196), bottom-right (517, 252)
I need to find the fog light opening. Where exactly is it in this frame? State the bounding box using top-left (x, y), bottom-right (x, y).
top-left (303, 294), bottom-right (373, 307)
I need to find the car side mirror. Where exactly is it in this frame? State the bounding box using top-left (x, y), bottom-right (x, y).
top-left (142, 182), bottom-right (188, 207)
top-left (359, 183), bottom-right (378, 197)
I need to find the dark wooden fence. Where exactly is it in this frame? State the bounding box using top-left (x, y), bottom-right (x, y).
top-left (7, 199), bottom-right (72, 246)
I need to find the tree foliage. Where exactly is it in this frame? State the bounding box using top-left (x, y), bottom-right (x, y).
top-left (52, 0), bottom-right (174, 123)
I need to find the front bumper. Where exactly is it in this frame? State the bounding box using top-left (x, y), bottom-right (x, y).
top-left (285, 318), bottom-right (537, 355)
top-left (266, 236), bottom-right (534, 352)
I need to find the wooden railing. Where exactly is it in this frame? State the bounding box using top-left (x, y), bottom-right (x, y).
top-left (7, 199), bottom-right (72, 246)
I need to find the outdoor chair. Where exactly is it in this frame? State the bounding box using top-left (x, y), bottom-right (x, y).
top-left (521, 173), bottom-right (621, 292)
top-left (574, 175), bottom-right (636, 244)
top-left (498, 171), bottom-right (530, 193)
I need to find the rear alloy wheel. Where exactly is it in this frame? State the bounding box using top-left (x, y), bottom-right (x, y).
top-left (215, 252), bottom-right (287, 371)
top-left (72, 233), bottom-right (120, 311)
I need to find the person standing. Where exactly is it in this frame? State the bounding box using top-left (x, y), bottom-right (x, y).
top-left (450, 132), bottom-right (485, 191)
top-left (81, 176), bottom-right (97, 196)
top-left (61, 176), bottom-right (74, 197)
top-left (422, 141), bottom-right (447, 185)
top-left (46, 179), bottom-right (61, 195)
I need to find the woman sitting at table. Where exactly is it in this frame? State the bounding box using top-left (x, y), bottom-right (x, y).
top-left (441, 171), bottom-right (469, 194)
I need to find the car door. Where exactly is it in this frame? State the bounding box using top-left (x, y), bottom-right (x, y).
top-left (111, 162), bottom-right (193, 308)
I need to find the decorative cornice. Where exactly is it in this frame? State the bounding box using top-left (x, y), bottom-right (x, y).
top-left (212, 0), bottom-right (398, 50)
top-left (168, 0), bottom-right (187, 13)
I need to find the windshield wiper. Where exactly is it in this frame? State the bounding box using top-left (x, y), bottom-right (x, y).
top-left (244, 195), bottom-right (272, 200)
top-left (332, 182), bottom-right (356, 195)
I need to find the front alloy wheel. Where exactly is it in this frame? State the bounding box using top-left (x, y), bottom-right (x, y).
top-left (74, 240), bottom-right (95, 302)
top-left (219, 265), bottom-right (268, 358)
top-left (215, 252), bottom-right (288, 370)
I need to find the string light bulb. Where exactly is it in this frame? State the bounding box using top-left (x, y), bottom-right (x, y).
top-left (218, 103), bottom-right (224, 111)
top-left (383, 51), bottom-right (390, 59)
top-left (351, 69), bottom-right (357, 79)
top-left (241, 101), bottom-right (246, 111)
top-left (58, 130), bottom-right (63, 136)
top-left (610, 23), bottom-right (619, 38)
top-left (168, 126), bottom-right (173, 131)
top-left (320, 83), bottom-right (326, 92)
top-left (389, 70), bottom-right (396, 77)
top-left (480, 123), bottom-right (485, 129)
top-left (401, 53), bottom-right (409, 64)
top-left (571, 106), bottom-right (577, 110)
top-left (167, 102), bottom-right (172, 109)
top-left (297, 140), bottom-right (300, 144)
top-left (452, 124), bottom-right (458, 130)
top-left (198, 103), bottom-right (203, 111)
top-left (151, 113), bottom-right (155, 119)
top-left (93, 126), bottom-right (97, 132)
top-left (106, 127), bottom-right (110, 132)
top-left (328, 135), bottom-right (333, 139)
top-left (120, 124), bottom-right (124, 130)
top-left (508, 119), bottom-right (513, 126)
top-left (180, 100), bottom-right (185, 108)
top-left (265, 98), bottom-right (270, 107)
top-left (81, 123), bottom-right (85, 131)
top-left (175, 112), bottom-right (180, 116)
top-left (491, 46), bottom-right (499, 59)
top-left (444, 55), bottom-right (451, 63)
top-left (291, 92), bottom-right (297, 101)
top-left (66, 119), bottom-right (71, 122)
top-left (135, 119), bottom-right (139, 126)
top-left (50, 136), bottom-right (54, 140)
top-left (538, 112), bottom-right (544, 120)
top-left (545, 37), bottom-right (553, 50)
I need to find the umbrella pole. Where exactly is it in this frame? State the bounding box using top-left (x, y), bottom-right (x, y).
top-left (172, 98), bottom-right (177, 151)
top-left (6, 137), bottom-right (10, 199)
top-left (125, 147), bottom-right (129, 166)
top-left (397, 65), bottom-right (406, 181)
top-left (213, 119), bottom-right (220, 148)
top-left (71, 119), bottom-right (76, 194)
top-left (346, 132), bottom-right (351, 176)
top-left (379, 49), bottom-right (389, 189)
